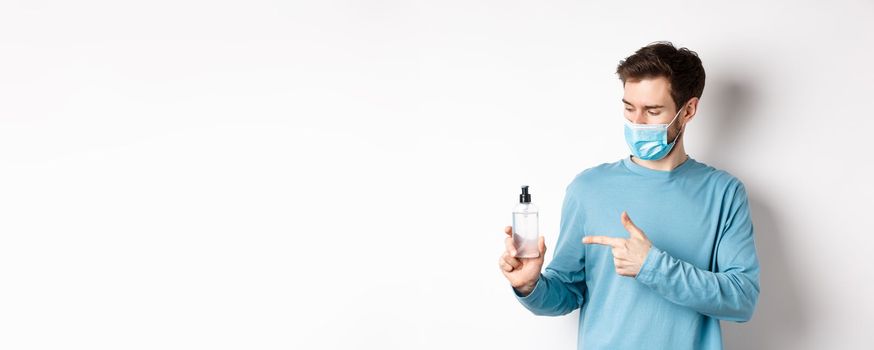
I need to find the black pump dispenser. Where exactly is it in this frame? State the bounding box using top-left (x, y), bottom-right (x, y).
top-left (519, 185), bottom-right (531, 203)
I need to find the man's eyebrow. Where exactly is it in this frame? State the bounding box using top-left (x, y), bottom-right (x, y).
top-left (622, 99), bottom-right (664, 109)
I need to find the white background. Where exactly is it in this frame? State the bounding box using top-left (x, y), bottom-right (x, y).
top-left (1, 1), bottom-right (873, 349)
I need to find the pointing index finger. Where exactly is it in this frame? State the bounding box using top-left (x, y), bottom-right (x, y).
top-left (582, 235), bottom-right (624, 247)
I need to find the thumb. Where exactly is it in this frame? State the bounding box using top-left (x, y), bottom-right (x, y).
top-left (622, 211), bottom-right (647, 239)
top-left (538, 236), bottom-right (547, 257)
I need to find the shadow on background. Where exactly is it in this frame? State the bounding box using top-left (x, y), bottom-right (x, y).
top-left (703, 76), bottom-right (808, 348)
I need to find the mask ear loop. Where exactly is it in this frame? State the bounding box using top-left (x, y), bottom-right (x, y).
top-left (670, 123), bottom-right (683, 144)
top-left (666, 104), bottom-right (684, 127)
top-left (668, 103), bottom-right (688, 144)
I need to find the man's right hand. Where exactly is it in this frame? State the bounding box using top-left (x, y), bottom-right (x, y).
top-left (498, 226), bottom-right (546, 297)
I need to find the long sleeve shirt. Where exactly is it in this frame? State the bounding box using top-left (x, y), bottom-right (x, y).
top-left (513, 155), bottom-right (760, 350)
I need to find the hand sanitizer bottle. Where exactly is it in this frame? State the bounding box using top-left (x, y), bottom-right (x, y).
top-left (513, 185), bottom-right (540, 258)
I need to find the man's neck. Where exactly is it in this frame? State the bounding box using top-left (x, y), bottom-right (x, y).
top-left (630, 139), bottom-right (689, 171)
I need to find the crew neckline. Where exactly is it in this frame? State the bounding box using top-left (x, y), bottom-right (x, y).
top-left (621, 154), bottom-right (696, 178)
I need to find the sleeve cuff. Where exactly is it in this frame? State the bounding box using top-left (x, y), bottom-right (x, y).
top-left (512, 273), bottom-right (546, 303)
top-left (635, 245), bottom-right (663, 286)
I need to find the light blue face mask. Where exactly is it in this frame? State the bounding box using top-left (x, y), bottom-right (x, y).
top-left (623, 104), bottom-right (685, 161)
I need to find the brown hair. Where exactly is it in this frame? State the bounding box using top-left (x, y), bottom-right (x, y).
top-left (616, 41), bottom-right (706, 111)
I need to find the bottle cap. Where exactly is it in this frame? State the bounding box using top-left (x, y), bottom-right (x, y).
top-left (519, 185), bottom-right (531, 203)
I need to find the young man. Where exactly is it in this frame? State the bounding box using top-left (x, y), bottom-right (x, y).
top-left (498, 42), bottom-right (760, 350)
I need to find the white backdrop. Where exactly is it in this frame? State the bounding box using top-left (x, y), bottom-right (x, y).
top-left (1, 1), bottom-right (873, 349)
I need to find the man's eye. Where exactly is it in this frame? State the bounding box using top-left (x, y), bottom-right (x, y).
top-left (648, 110), bottom-right (660, 116)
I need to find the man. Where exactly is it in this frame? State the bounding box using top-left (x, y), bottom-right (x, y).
top-left (498, 42), bottom-right (760, 350)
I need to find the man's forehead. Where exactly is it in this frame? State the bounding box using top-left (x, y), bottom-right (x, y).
top-left (622, 77), bottom-right (673, 107)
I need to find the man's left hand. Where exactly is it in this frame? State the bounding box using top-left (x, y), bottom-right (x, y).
top-left (582, 211), bottom-right (653, 277)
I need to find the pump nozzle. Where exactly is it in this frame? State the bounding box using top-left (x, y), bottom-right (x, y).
top-left (519, 185), bottom-right (531, 203)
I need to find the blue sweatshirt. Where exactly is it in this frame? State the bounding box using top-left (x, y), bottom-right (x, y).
top-left (513, 155), bottom-right (760, 350)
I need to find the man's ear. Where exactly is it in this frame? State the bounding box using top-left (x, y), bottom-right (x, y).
top-left (683, 97), bottom-right (700, 123)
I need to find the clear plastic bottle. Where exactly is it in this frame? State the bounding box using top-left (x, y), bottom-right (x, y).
top-left (512, 185), bottom-right (540, 258)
